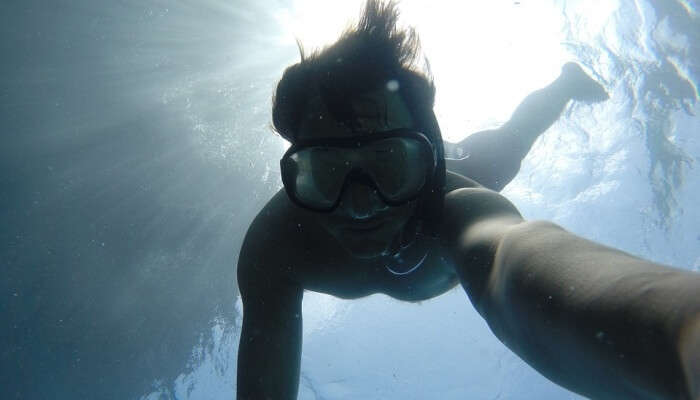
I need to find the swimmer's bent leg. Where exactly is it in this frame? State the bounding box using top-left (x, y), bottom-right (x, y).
top-left (445, 63), bottom-right (608, 191)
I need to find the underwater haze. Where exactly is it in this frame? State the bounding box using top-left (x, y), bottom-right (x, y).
top-left (1, 0), bottom-right (698, 399)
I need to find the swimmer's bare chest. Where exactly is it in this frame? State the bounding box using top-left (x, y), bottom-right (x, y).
top-left (252, 171), bottom-right (476, 301)
top-left (285, 226), bottom-right (459, 301)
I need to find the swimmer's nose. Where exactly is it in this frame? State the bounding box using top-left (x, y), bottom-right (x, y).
top-left (337, 181), bottom-right (388, 219)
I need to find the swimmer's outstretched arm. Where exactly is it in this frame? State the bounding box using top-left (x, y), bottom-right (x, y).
top-left (442, 188), bottom-right (700, 399)
top-left (444, 63), bottom-right (608, 191)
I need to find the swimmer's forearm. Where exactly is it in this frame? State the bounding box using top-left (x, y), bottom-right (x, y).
top-left (236, 272), bottom-right (303, 400)
top-left (236, 306), bottom-right (303, 400)
top-left (486, 221), bottom-right (700, 399)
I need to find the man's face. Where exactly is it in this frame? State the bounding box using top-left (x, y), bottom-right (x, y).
top-left (296, 86), bottom-right (419, 258)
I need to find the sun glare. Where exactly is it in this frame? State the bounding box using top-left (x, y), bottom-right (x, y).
top-left (276, 0), bottom-right (366, 51)
top-left (280, 1), bottom-right (571, 142)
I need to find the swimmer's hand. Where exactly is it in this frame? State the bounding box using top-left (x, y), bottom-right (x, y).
top-left (561, 62), bottom-right (610, 103)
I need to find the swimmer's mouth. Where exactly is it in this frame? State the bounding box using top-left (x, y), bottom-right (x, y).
top-left (344, 220), bottom-right (385, 232)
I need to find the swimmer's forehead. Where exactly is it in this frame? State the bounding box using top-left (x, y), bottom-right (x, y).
top-left (297, 86), bottom-right (415, 140)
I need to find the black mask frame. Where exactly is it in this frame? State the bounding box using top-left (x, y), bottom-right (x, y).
top-left (280, 129), bottom-right (437, 212)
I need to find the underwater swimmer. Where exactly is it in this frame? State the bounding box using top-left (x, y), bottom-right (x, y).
top-left (237, 1), bottom-right (700, 399)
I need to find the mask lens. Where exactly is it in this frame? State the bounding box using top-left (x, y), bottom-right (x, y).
top-left (286, 146), bottom-right (350, 209)
top-left (365, 137), bottom-right (429, 202)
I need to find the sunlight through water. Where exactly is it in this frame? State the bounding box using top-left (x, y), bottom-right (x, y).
top-left (1, 0), bottom-right (697, 399)
top-left (142, 1), bottom-right (698, 398)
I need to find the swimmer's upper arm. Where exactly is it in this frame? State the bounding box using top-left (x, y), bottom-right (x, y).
top-left (441, 187), bottom-right (523, 312)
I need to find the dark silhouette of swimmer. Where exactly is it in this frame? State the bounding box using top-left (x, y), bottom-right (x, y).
top-left (237, 1), bottom-right (700, 399)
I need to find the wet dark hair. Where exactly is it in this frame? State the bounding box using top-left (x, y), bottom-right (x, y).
top-left (273, 0), bottom-right (436, 140)
top-left (272, 0), bottom-right (445, 238)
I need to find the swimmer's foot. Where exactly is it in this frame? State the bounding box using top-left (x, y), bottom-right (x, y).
top-left (561, 62), bottom-right (610, 103)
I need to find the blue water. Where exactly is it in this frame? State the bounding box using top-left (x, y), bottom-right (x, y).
top-left (1, 1), bottom-right (698, 399)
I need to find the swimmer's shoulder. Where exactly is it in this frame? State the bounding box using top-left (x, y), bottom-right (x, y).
top-left (445, 170), bottom-right (482, 192)
top-left (243, 189), bottom-right (316, 244)
top-left (249, 189), bottom-right (297, 225)
top-left (240, 189), bottom-right (347, 289)
top-left (240, 189), bottom-right (325, 265)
